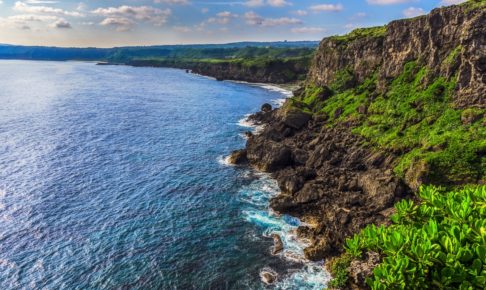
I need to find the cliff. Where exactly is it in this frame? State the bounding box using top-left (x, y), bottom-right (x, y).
top-left (231, 1), bottom-right (485, 288)
top-left (308, 2), bottom-right (485, 108)
top-left (128, 57), bottom-right (311, 84)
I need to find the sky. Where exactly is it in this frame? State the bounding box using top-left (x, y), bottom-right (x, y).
top-left (0, 0), bottom-right (468, 47)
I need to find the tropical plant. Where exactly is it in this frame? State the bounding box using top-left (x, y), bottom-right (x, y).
top-left (340, 185), bottom-right (486, 289)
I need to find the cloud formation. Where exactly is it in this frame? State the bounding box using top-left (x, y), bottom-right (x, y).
top-left (440, 0), bottom-right (467, 5)
top-left (245, 0), bottom-right (291, 7)
top-left (244, 11), bottom-right (302, 26)
top-left (309, 4), bottom-right (343, 12)
top-left (92, 5), bottom-right (172, 30)
top-left (155, 0), bottom-right (190, 5)
top-left (367, 0), bottom-right (414, 5)
top-left (13, 1), bottom-right (84, 17)
top-left (403, 6), bottom-right (425, 17)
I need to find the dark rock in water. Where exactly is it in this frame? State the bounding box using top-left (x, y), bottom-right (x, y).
top-left (216, 77), bottom-right (224, 81)
top-left (244, 131), bottom-right (253, 138)
top-left (271, 234), bottom-right (284, 255)
top-left (281, 110), bottom-right (311, 130)
top-left (228, 149), bottom-right (248, 165)
top-left (246, 140), bottom-right (292, 172)
top-left (260, 269), bottom-right (277, 285)
top-left (261, 103), bottom-right (272, 112)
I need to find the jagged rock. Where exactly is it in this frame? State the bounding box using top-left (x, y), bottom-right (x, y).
top-left (307, 3), bottom-right (486, 109)
top-left (228, 149), bottom-right (248, 165)
top-left (292, 149), bottom-right (309, 165)
top-left (271, 234), bottom-right (284, 255)
top-left (348, 251), bottom-right (381, 287)
top-left (281, 109), bottom-right (312, 130)
top-left (461, 109), bottom-right (483, 125)
top-left (246, 139), bottom-right (292, 172)
top-left (261, 103), bottom-right (272, 112)
top-left (260, 269), bottom-right (277, 285)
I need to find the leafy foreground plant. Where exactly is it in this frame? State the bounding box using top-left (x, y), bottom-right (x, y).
top-left (331, 185), bottom-right (486, 289)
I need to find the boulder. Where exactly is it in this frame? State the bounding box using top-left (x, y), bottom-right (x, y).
top-left (261, 103), bottom-right (273, 112)
top-left (228, 149), bottom-right (248, 165)
top-left (247, 140), bottom-right (292, 172)
top-left (281, 110), bottom-right (312, 130)
top-left (260, 269), bottom-right (277, 285)
top-left (271, 234), bottom-right (284, 255)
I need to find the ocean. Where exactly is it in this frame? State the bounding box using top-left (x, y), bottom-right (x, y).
top-left (0, 60), bottom-right (329, 289)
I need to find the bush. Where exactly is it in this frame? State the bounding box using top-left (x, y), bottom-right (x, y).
top-left (341, 185), bottom-right (486, 290)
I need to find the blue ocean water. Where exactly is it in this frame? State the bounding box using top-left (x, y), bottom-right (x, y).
top-left (0, 60), bottom-right (329, 289)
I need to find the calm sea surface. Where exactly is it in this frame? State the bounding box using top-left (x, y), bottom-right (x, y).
top-left (0, 60), bottom-right (328, 289)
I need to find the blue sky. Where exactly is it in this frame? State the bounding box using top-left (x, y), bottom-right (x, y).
top-left (0, 0), bottom-right (467, 47)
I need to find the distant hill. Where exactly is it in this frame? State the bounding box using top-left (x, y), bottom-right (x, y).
top-left (0, 41), bottom-right (319, 62)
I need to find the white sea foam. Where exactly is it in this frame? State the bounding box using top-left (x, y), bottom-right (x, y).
top-left (216, 155), bottom-right (234, 167)
top-left (238, 174), bottom-right (331, 289)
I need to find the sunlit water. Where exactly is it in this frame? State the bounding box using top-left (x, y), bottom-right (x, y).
top-left (0, 60), bottom-right (329, 289)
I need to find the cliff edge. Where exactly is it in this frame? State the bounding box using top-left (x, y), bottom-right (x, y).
top-left (232, 1), bottom-right (485, 288)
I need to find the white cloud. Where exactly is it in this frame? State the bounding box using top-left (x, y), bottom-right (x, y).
top-left (99, 17), bottom-right (134, 31)
top-left (204, 11), bottom-right (238, 25)
top-left (217, 11), bottom-right (237, 18)
top-left (267, 0), bottom-right (291, 7)
top-left (403, 6), bottom-right (425, 17)
top-left (92, 6), bottom-right (172, 27)
top-left (25, 0), bottom-right (58, 4)
top-left (293, 10), bottom-right (308, 16)
top-left (13, 1), bottom-right (84, 17)
top-left (245, 0), bottom-right (264, 7)
top-left (0, 1), bottom-right (3, 4)
top-left (244, 11), bottom-right (302, 26)
top-left (77, 2), bottom-right (86, 11)
top-left (291, 26), bottom-right (325, 33)
top-left (244, 0), bottom-right (291, 7)
top-left (201, 8), bottom-right (209, 14)
top-left (154, 0), bottom-right (190, 5)
top-left (50, 18), bottom-right (71, 28)
top-left (440, 0), bottom-right (467, 5)
top-left (1, 13), bottom-right (71, 30)
top-left (367, 0), bottom-right (414, 5)
top-left (309, 4), bottom-right (343, 12)
top-left (8, 14), bottom-right (58, 22)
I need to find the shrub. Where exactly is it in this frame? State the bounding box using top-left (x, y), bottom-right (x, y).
top-left (339, 185), bottom-right (486, 290)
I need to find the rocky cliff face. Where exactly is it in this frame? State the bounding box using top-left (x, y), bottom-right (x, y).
top-left (231, 2), bottom-right (485, 287)
top-left (129, 58), bottom-right (310, 84)
top-left (308, 3), bottom-right (485, 108)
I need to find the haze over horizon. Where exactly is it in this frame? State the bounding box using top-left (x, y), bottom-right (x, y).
top-left (0, 0), bottom-right (467, 48)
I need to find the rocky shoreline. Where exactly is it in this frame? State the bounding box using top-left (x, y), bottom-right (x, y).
top-left (228, 2), bottom-right (485, 288)
top-left (230, 100), bottom-right (410, 262)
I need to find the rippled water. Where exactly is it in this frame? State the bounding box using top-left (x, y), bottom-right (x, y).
top-left (0, 60), bottom-right (329, 289)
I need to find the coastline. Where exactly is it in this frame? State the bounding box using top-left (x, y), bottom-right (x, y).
top-left (230, 85), bottom-right (330, 289)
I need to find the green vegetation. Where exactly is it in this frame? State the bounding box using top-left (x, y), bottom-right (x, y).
top-left (329, 26), bottom-right (387, 44)
top-left (444, 45), bottom-right (463, 65)
top-left (334, 185), bottom-right (486, 289)
top-left (462, 0), bottom-right (486, 10)
top-left (297, 60), bottom-right (485, 185)
top-left (327, 254), bottom-right (353, 288)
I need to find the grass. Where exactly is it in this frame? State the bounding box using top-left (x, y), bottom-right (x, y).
top-left (297, 59), bottom-right (485, 186)
top-left (329, 26), bottom-right (387, 45)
